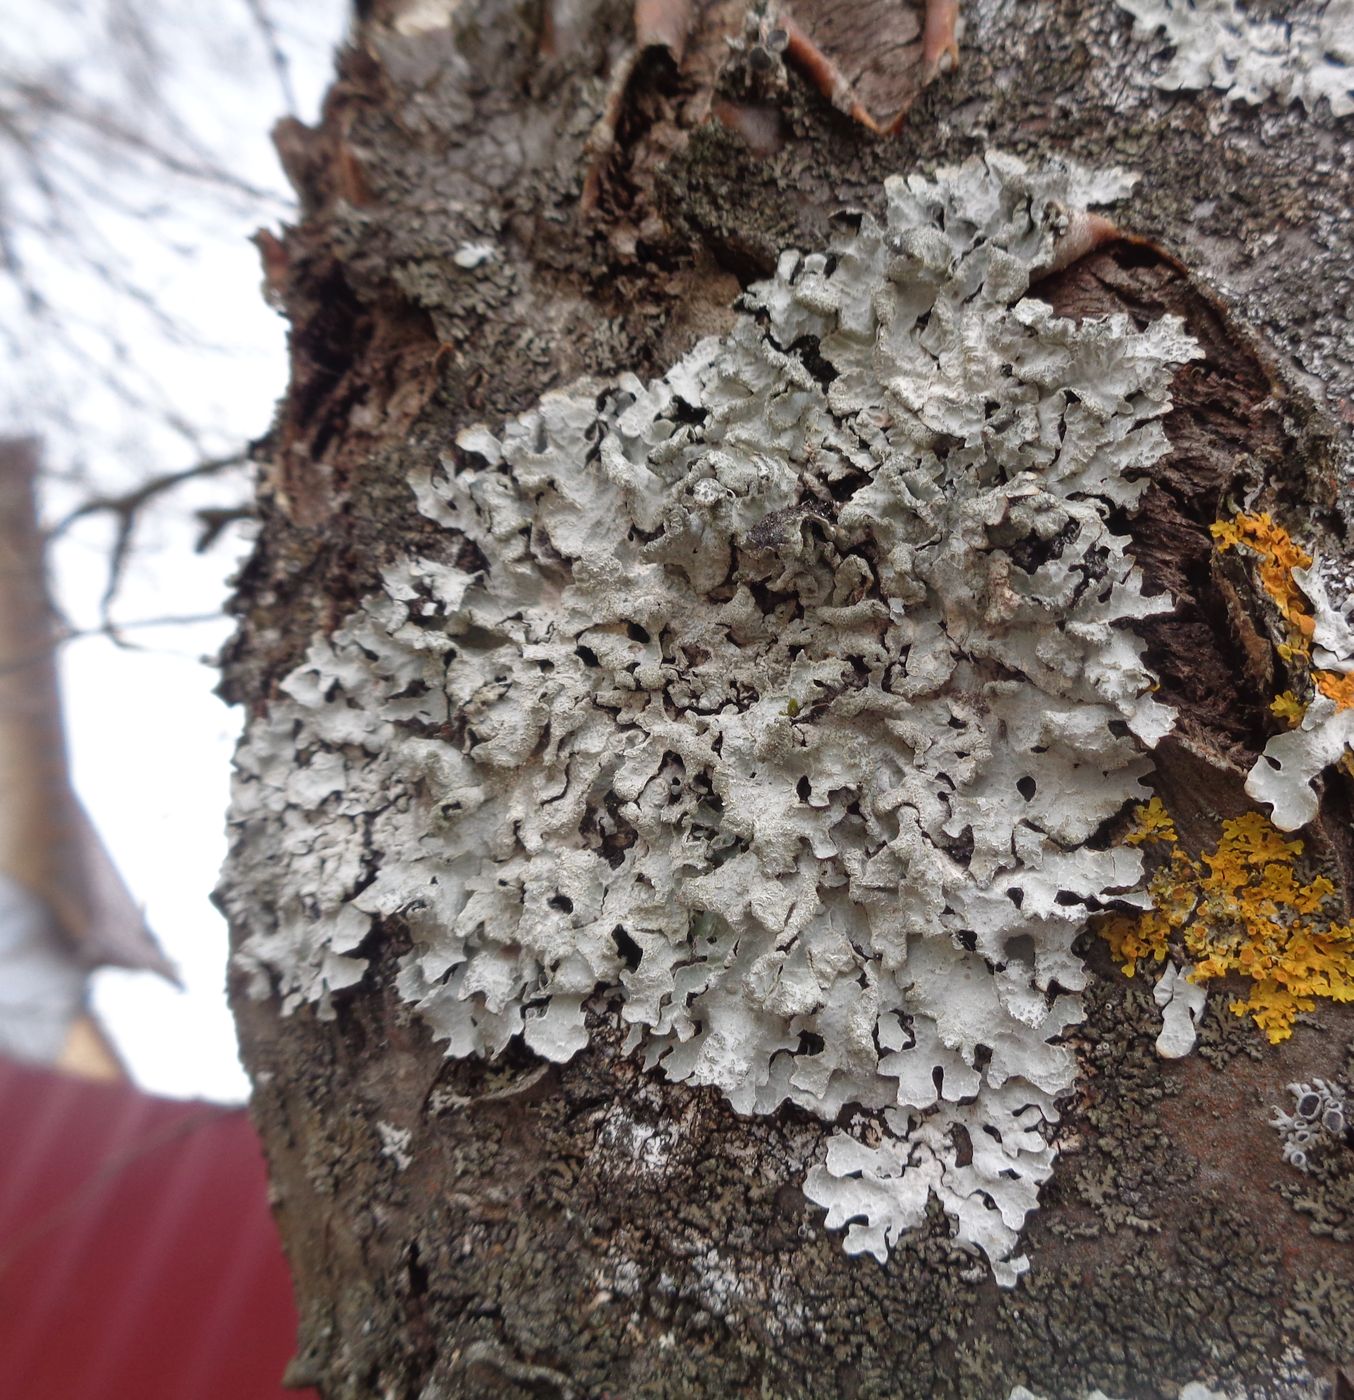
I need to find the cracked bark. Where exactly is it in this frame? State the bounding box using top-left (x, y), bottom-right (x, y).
top-left (221, 1), bottom-right (1354, 1395)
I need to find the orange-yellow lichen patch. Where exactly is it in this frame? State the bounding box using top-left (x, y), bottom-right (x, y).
top-left (1101, 906), bottom-right (1172, 978)
top-left (1314, 669), bottom-right (1354, 711)
top-left (1269, 690), bottom-right (1306, 727)
top-left (1122, 794), bottom-right (1177, 845)
top-left (1213, 510), bottom-right (1354, 753)
top-left (1210, 511), bottom-right (1316, 657)
top-left (1098, 802), bottom-right (1354, 1044)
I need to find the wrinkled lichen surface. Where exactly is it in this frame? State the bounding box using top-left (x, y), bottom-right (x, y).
top-left (225, 151), bottom-right (1207, 1285)
top-left (1118, 0), bottom-right (1354, 117)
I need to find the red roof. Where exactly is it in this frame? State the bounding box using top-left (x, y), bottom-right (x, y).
top-left (0, 1056), bottom-right (312, 1400)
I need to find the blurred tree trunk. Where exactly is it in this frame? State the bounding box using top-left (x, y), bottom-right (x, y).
top-left (0, 438), bottom-right (170, 1075)
top-left (221, 2), bottom-right (1354, 1396)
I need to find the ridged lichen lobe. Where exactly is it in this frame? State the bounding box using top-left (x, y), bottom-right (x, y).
top-left (1118, 0), bottom-right (1354, 117)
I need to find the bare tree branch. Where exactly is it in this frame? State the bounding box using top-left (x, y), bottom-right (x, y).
top-left (47, 451), bottom-right (250, 629)
top-left (48, 451), bottom-right (249, 539)
top-left (242, 0), bottom-right (300, 117)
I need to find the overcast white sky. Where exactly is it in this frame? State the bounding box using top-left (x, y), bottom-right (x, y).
top-left (4, 0), bottom-right (350, 1101)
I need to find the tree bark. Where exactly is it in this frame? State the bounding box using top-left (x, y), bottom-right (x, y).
top-left (221, 2), bottom-right (1354, 1396)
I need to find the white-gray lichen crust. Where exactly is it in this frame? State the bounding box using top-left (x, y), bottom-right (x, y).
top-left (1119, 0), bottom-right (1354, 117)
top-left (225, 151), bottom-right (1201, 1286)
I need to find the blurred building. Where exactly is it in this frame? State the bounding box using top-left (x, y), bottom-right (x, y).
top-left (0, 1055), bottom-right (309, 1400)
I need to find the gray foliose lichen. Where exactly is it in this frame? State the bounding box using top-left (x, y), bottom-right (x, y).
top-left (1119, 0), bottom-right (1354, 117)
top-left (224, 151), bottom-right (1201, 1286)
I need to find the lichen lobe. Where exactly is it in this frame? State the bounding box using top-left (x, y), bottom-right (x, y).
top-left (225, 151), bottom-right (1201, 1286)
top-left (1119, 0), bottom-right (1354, 117)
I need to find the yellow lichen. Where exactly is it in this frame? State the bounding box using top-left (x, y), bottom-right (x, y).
top-left (1213, 509), bottom-right (1354, 762)
top-left (1314, 669), bottom-right (1354, 711)
top-left (1210, 511), bottom-right (1315, 658)
top-left (1269, 690), bottom-right (1306, 727)
top-left (1130, 514), bottom-right (1354, 1037)
top-left (1098, 801), bottom-right (1354, 1044)
top-left (1122, 794), bottom-right (1177, 845)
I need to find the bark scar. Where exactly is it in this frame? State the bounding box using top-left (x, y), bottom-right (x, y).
top-left (580, 0), bottom-right (696, 212)
top-left (778, 0), bottom-right (962, 136)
